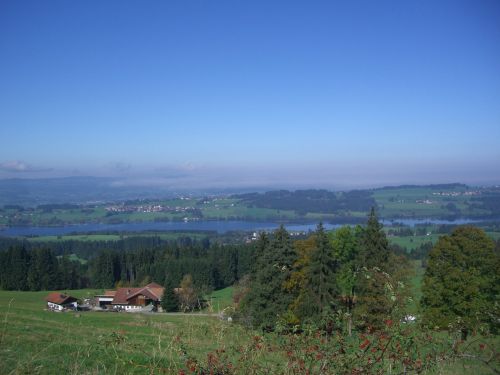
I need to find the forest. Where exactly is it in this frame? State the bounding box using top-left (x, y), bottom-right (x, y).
top-left (234, 189), bottom-right (375, 214)
top-left (0, 236), bottom-right (253, 293)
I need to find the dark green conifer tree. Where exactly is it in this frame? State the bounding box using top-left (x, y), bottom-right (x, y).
top-left (330, 225), bottom-right (361, 335)
top-left (359, 207), bottom-right (390, 270)
top-left (36, 248), bottom-right (60, 290)
top-left (241, 225), bottom-right (297, 329)
top-left (296, 223), bottom-right (337, 321)
top-left (3, 246), bottom-right (29, 290)
top-left (27, 249), bottom-right (42, 291)
top-left (161, 277), bottom-right (179, 312)
top-left (354, 208), bottom-right (393, 330)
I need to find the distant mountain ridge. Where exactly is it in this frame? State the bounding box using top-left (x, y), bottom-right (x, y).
top-left (374, 183), bottom-right (467, 191)
top-left (0, 176), bottom-right (171, 206)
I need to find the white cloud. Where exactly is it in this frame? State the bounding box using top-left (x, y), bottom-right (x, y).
top-left (0, 160), bottom-right (52, 173)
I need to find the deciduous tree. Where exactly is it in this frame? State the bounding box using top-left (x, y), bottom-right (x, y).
top-left (421, 226), bottom-right (500, 339)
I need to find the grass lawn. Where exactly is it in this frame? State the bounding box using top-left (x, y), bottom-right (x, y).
top-left (407, 260), bottom-right (425, 315)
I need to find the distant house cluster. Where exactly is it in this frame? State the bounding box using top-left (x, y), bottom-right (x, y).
top-left (432, 191), bottom-right (480, 197)
top-left (415, 199), bottom-right (434, 205)
top-left (105, 204), bottom-right (196, 214)
top-left (45, 282), bottom-right (166, 313)
top-left (95, 282), bottom-right (165, 311)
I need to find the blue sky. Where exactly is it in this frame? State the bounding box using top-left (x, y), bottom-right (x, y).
top-left (0, 0), bottom-right (499, 188)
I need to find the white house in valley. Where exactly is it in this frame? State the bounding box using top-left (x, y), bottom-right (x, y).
top-left (45, 293), bottom-right (78, 311)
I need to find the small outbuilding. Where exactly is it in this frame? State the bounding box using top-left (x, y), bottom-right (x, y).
top-left (95, 290), bottom-right (117, 308)
top-left (45, 293), bottom-right (78, 311)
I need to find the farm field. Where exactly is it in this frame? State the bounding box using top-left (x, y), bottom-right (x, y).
top-left (387, 231), bottom-right (500, 250)
top-left (24, 232), bottom-right (212, 243)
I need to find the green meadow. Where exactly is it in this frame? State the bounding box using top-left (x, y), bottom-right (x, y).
top-left (387, 231), bottom-right (500, 250)
top-left (0, 279), bottom-right (497, 374)
top-left (0, 289), bottom-right (249, 374)
top-left (24, 232), bottom-right (211, 243)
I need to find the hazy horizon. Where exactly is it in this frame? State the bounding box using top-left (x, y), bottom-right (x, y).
top-left (1, 1), bottom-right (499, 189)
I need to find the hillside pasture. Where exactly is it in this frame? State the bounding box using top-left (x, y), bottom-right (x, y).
top-left (0, 288), bottom-right (497, 374)
top-left (0, 290), bottom-right (247, 374)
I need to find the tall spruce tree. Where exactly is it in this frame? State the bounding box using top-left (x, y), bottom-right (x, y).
top-left (296, 223), bottom-right (337, 321)
top-left (241, 225), bottom-right (297, 329)
top-left (161, 277), bottom-right (179, 312)
top-left (252, 231), bottom-right (269, 273)
top-left (359, 207), bottom-right (390, 269)
top-left (354, 208), bottom-right (393, 330)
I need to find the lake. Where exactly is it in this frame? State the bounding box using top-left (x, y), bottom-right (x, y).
top-left (0, 217), bottom-right (488, 237)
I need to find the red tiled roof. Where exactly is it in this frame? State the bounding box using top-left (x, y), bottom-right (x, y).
top-left (111, 287), bottom-right (142, 305)
top-left (126, 286), bottom-right (164, 301)
top-left (111, 283), bottom-right (165, 305)
top-left (45, 292), bottom-right (77, 305)
top-left (145, 282), bottom-right (163, 289)
top-left (149, 287), bottom-right (164, 299)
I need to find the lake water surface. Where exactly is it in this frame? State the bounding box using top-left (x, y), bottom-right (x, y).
top-left (0, 217), bottom-right (489, 237)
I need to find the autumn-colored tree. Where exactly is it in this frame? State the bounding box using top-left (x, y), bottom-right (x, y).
top-left (285, 235), bottom-right (316, 322)
top-left (178, 274), bottom-right (198, 312)
top-left (295, 223), bottom-right (337, 321)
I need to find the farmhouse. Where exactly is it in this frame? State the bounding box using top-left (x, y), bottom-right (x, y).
top-left (46, 293), bottom-right (78, 311)
top-left (96, 282), bottom-right (164, 311)
top-left (94, 290), bottom-right (116, 308)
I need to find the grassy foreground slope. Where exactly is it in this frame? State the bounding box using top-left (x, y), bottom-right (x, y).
top-left (0, 290), bottom-right (250, 374)
top-left (0, 288), bottom-right (498, 374)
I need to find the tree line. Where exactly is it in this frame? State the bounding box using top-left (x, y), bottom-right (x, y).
top-left (234, 189), bottom-right (375, 215)
top-left (0, 247), bottom-right (86, 291)
top-left (0, 240), bottom-right (253, 293)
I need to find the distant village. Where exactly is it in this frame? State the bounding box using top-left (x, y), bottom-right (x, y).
top-left (105, 203), bottom-right (197, 214)
top-left (431, 190), bottom-right (480, 197)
